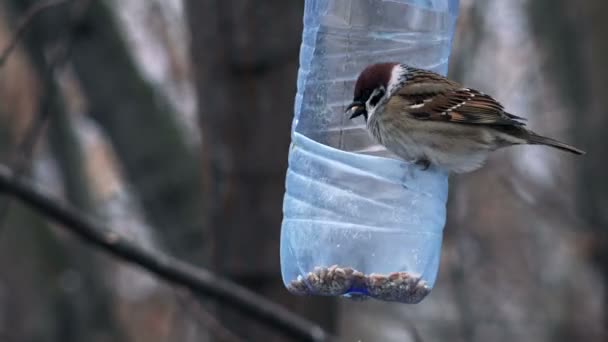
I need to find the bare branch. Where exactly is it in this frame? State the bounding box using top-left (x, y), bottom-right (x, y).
top-left (0, 0), bottom-right (69, 67)
top-left (0, 164), bottom-right (331, 342)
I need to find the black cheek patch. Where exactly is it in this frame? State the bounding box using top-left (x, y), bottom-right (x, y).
top-left (369, 89), bottom-right (386, 107)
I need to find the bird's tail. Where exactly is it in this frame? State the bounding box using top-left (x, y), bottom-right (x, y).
top-left (527, 133), bottom-right (585, 155)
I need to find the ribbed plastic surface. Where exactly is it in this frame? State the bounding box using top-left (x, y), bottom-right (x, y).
top-left (281, 0), bottom-right (459, 303)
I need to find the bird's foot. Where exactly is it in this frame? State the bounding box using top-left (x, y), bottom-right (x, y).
top-left (415, 158), bottom-right (431, 171)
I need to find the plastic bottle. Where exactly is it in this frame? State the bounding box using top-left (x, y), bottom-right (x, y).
top-left (280, 0), bottom-right (460, 303)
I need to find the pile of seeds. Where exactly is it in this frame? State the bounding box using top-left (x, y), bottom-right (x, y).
top-left (286, 265), bottom-right (430, 304)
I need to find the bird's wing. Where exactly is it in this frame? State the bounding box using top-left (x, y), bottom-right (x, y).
top-left (392, 71), bottom-right (526, 126)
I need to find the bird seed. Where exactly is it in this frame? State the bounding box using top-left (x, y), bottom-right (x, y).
top-left (286, 265), bottom-right (430, 304)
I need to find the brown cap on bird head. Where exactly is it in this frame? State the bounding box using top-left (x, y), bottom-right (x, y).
top-left (345, 62), bottom-right (399, 121)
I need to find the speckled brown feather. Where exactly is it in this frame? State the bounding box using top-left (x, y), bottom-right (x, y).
top-left (396, 66), bottom-right (526, 126)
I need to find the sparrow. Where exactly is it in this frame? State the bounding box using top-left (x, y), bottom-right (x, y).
top-left (345, 62), bottom-right (585, 173)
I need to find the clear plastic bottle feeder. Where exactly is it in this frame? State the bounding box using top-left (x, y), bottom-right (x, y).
top-left (280, 0), bottom-right (459, 303)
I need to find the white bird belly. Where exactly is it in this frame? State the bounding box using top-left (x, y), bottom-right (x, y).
top-left (369, 116), bottom-right (495, 173)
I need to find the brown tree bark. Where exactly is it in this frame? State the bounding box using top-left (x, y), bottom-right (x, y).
top-left (185, 1), bottom-right (337, 340)
top-left (528, 0), bottom-right (608, 339)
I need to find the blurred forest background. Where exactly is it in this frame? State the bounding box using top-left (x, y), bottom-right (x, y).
top-left (0, 0), bottom-right (606, 341)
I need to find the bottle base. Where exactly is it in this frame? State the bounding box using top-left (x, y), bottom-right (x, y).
top-left (285, 264), bottom-right (431, 304)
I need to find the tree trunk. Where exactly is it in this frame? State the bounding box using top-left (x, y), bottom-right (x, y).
top-left (185, 1), bottom-right (337, 340)
top-left (9, 0), bottom-right (209, 264)
top-left (528, 0), bottom-right (608, 339)
top-left (68, 1), bottom-right (210, 264)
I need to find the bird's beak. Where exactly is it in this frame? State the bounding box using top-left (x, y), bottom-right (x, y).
top-left (346, 101), bottom-right (367, 120)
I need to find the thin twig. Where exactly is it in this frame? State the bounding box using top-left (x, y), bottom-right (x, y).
top-left (0, 0), bottom-right (69, 67)
top-left (0, 164), bottom-right (331, 342)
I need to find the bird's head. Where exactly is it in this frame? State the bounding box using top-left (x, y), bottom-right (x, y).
top-left (345, 62), bottom-right (405, 121)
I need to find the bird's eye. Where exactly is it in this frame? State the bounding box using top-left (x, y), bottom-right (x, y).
top-left (368, 88), bottom-right (386, 107)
